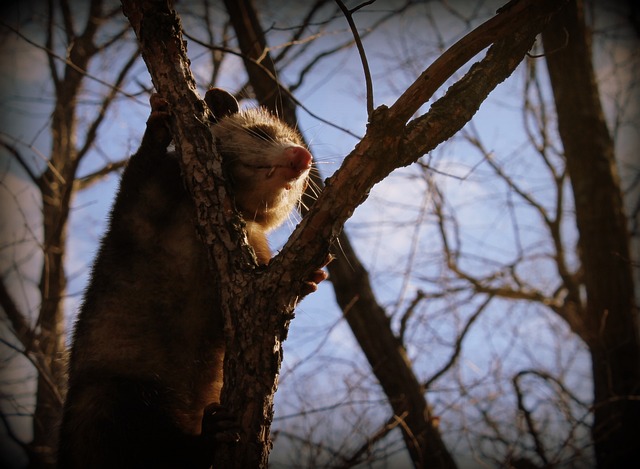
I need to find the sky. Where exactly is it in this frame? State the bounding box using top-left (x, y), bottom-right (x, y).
top-left (1, 0), bottom-right (638, 467)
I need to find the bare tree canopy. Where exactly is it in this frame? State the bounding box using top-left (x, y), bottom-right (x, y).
top-left (0, 0), bottom-right (638, 468)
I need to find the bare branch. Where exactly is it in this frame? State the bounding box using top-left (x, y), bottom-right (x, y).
top-left (183, 32), bottom-right (362, 140)
top-left (334, 0), bottom-right (374, 116)
top-left (283, 0), bottom-right (567, 280)
top-left (399, 289), bottom-right (425, 344)
top-left (388, 0), bottom-right (567, 125)
top-left (0, 277), bottom-right (36, 355)
top-left (0, 337), bottom-right (64, 408)
top-left (0, 281), bottom-right (65, 408)
top-left (423, 294), bottom-right (494, 390)
top-left (59, 0), bottom-right (75, 43)
top-left (46, 0), bottom-right (60, 89)
top-left (76, 46), bottom-right (142, 162)
top-left (285, 1), bottom-right (414, 93)
top-left (334, 412), bottom-right (406, 469)
top-left (271, 0), bottom-right (332, 65)
top-left (431, 179), bottom-right (557, 307)
top-left (465, 129), bottom-right (554, 226)
top-left (512, 372), bottom-right (551, 467)
top-left (0, 139), bottom-right (39, 185)
top-left (0, 20), bottom-right (142, 102)
top-left (73, 159), bottom-right (128, 191)
top-left (0, 409), bottom-right (30, 453)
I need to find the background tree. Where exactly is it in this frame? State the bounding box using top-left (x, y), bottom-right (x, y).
top-left (1, 0), bottom-right (638, 468)
top-left (1, 2), bottom-right (140, 467)
top-left (542, 2), bottom-right (640, 465)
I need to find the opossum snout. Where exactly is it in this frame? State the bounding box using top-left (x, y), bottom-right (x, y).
top-left (284, 146), bottom-right (312, 174)
top-left (264, 146), bottom-right (312, 182)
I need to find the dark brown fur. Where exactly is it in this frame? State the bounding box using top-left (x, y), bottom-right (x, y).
top-left (57, 89), bottom-right (320, 468)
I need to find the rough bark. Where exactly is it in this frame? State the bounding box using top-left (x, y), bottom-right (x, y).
top-left (121, 0), bottom-right (566, 467)
top-left (542, 1), bottom-right (640, 466)
top-left (223, 0), bottom-right (455, 460)
top-left (224, 1), bottom-right (567, 467)
top-left (120, 2), bottom-right (290, 466)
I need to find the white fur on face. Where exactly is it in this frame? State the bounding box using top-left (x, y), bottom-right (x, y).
top-left (212, 108), bottom-right (312, 231)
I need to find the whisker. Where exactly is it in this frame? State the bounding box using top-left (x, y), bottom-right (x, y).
top-left (312, 161), bottom-right (337, 166)
top-left (297, 199), bottom-right (310, 212)
top-left (305, 182), bottom-right (322, 200)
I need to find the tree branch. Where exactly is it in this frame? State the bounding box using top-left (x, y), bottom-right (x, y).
top-left (76, 46), bottom-right (141, 162)
top-left (73, 159), bottom-right (128, 191)
top-left (334, 0), bottom-right (374, 116)
top-left (0, 279), bottom-right (65, 407)
top-left (423, 294), bottom-right (494, 390)
top-left (334, 412), bottom-right (406, 469)
top-left (119, 0), bottom-right (567, 466)
top-left (512, 372), bottom-right (551, 467)
top-left (387, 0), bottom-right (567, 125)
top-left (0, 139), bottom-right (39, 185)
top-left (0, 277), bottom-right (36, 355)
top-left (0, 20), bottom-right (141, 102)
top-left (276, 0), bottom-right (567, 279)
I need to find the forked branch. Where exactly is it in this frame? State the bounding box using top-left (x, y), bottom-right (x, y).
top-left (119, 0), bottom-right (567, 466)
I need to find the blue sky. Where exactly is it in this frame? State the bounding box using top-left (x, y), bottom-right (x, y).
top-left (1, 1), bottom-right (638, 467)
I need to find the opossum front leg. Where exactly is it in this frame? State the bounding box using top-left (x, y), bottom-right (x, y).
top-left (139, 94), bottom-right (172, 151)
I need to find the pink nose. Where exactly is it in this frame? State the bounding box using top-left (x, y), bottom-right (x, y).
top-left (284, 146), bottom-right (313, 173)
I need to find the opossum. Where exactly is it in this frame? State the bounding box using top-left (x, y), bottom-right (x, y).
top-left (57, 88), bottom-right (325, 468)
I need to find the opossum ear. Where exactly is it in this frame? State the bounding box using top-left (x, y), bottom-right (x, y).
top-left (204, 88), bottom-right (239, 123)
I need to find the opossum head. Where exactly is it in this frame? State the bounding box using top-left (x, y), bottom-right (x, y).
top-left (205, 88), bottom-right (312, 233)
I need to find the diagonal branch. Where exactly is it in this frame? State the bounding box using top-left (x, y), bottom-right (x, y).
top-left (0, 279), bottom-right (65, 407)
top-left (1, 20), bottom-right (141, 101)
top-left (0, 139), bottom-right (39, 185)
top-left (512, 371), bottom-right (551, 467)
top-left (388, 0), bottom-right (566, 125)
top-left (423, 294), bottom-right (494, 390)
top-left (0, 277), bottom-right (36, 354)
top-left (120, 1), bottom-right (567, 467)
top-left (74, 158), bottom-right (128, 191)
top-left (334, 411), bottom-right (408, 469)
top-left (76, 46), bottom-right (142, 162)
top-left (277, 0), bottom-right (568, 283)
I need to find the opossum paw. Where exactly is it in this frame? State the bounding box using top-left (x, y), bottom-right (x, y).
top-left (301, 253), bottom-right (334, 296)
top-left (202, 403), bottom-right (241, 443)
top-left (145, 94), bottom-right (172, 148)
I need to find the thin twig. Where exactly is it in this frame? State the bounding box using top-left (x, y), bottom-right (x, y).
top-left (74, 159), bottom-right (128, 191)
top-left (184, 32), bottom-right (363, 140)
top-left (0, 21), bottom-right (143, 102)
top-left (423, 294), bottom-right (494, 390)
top-left (0, 140), bottom-right (39, 185)
top-left (334, 0), bottom-right (374, 116)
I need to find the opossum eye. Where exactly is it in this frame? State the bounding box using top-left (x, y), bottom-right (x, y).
top-left (245, 125), bottom-right (276, 142)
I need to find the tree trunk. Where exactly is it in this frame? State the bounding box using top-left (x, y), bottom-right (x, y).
top-left (122, 1), bottom-right (567, 467)
top-left (29, 66), bottom-right (81, 469)
top-left (542, 1), bottom-right (640, 466)
top-left (222, 0), bottom-right (296, 120)
top-left (222, 2), bottom-right (457, 466)
top-left (28, 4), bottom-right (104, 465)
top-left (331, 236), bottom-right (458, 468)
